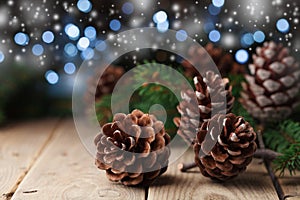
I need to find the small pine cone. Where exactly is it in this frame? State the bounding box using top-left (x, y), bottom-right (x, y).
top-left (85, 65), bottom-right (124, 104)
top-left (182, 43), bottom-right (245, 78)
top-left (240, 42), bottom-right (300, 122)
top-left (94, 109), bottom-right (171, 186)
top-left (194, 113), bottom-right (257, 181)
top-left (174, 71), bottom-right (235, 145)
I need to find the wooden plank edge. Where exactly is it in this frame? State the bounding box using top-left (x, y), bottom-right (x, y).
top-left (4, 119), bottom-right (63, 200)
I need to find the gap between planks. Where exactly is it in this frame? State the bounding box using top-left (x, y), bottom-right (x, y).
top-left (2, 119), bottom-right (62, 200)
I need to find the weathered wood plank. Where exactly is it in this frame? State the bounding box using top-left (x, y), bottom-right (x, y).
top-left (0, 119), bottom-right (59, 199)
top-left (11, 120), bottom-right (145, 200)
top-left (277, 172), bottom-right (300, 199)
top-left (148, 148), bottom-right (278, 200)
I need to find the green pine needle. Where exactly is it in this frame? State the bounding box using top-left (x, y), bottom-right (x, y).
top-left (264, 120), bottom-right (300, 175)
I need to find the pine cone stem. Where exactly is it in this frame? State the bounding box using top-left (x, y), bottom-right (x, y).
top-left (253, 149), bottom-right (282, 161)
top-left (178, 162), bottom-right (198, 172)
top-left (179, 148), bottom-right (281, 173)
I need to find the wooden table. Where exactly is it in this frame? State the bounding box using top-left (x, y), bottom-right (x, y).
top-left (0, 119), bottom-right (299, 200)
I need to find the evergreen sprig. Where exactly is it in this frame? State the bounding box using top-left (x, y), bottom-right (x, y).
top-left (264, 120), bottom-right (300, 175)
top-left (273, 143), bottom-right (300, 176)
top-left (132, 61), bottom-right (192, 135)
top-left (132, 61), bottom-right (193, 104)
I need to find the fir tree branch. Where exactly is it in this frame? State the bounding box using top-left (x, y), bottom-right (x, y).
top-left (264, 120), bottom-right (300, 175)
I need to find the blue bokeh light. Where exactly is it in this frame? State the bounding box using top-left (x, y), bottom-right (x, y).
top-left (45, 70), bottom-right (59, 85)
top-left (65, 24), bottom-right (80, 40)
top-left (276, 18), bottom-right (290, 33)
top-left (14, 32), bottom-right (29, 46)
top-left (109, 19), bottom-right (121, 31)
top-left (32, 44), bottom-right (44, 56)
top-left (153, 11), bottom-right (168, 23)
top-left (208, 4), bottom-right (221, 16)
top-left (95, 40), bottom-right (107, 51)
top-left (253, 31), bottom-right (265, 43)
top-left (176, 30), bottom-right (188, 42)
top-left (81, 47), bottom-right (94, 60)
top-left (77, 37), bottom-right (90, 51)
top-left (77, 0), bottom-right (92, 13)
top-left (157, 21), bottom-right (169, 32)
top-left (42, 31), bottom-right (54, 44)
top-left (212, 0), bottom-right (225, 7)
top-left (122, 2), bottom-right (134, 15)
top-left (64, 43), bottom-right (78, 57)
top-left (64, 62), bottom-right (76, 75)
top-left (235, 49), bottom-right (249, 64)
top-left (209, 30), bottom-right (221, 42)
top-left (241, 33), bottom-right (254, 46)
top-left (204, 22), bottom-right (215, 33)
top-left (84, 26), bottom-right (96, 40)
top-left (0, 51), bottom-right (4, 63)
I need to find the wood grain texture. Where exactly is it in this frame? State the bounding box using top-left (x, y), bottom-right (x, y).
top-left (11, 120), bottom-right (145, 200)
top-left (148, 148), bottom-right (278, 200)
top-left (286, 197), bottom-right (300, 200)
top-left (277, 172), bottom-right (300, 199)
top-left (0, 119), bottom-right (59, 200)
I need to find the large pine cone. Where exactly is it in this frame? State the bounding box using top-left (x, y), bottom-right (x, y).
top-left (94, 109), bottom-right (171, 186)
top-left (182, 43), bottom-right (245, 78)
top-left (240, 42), bottom-right (300, 122)
top-left (194, 113), bottom-right (257, 181)
top-left (174, 71), bottom-right (235, 145)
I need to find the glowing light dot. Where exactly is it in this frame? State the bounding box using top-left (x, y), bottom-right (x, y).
top-left (276, 18), bottom-right (290, 33)
top-left (64, 43), bottom-right (78, 57)
top-left (241, 33), bottom-right (254, 46)
top-left (253, 31), bottom-right (265, 43)
top-left (212, 0), bottom-right (225, 7)
top-left (45, 70), bottom-right (59, 85)
top-left (153, 11), bottom-right (168, 23)
top-left (176, 30), bottom-right (188, 42)
top-left (209, 30), bottom-right (221, 42)
top-left (77, 37), bottom-right (90, 51)
top-left (42, 31), bottom-right (54, 44)
top-left (204, 22), bottom-right (215, 33)
top-left (208, 4), bottom-right (221, 15)
top-left (95, 40), bottom-right (107, 51)
top-left (81, 47), bottom-right (94, 60)
top-left (14, 32), bottom-right (29, 46)
top-left (64, 62), bottom-right (76, 74)
top-left (65, 24), bottom-right (80, 40)
top-left (77, 0), bottom-right (92, 13)
top-left (0, 51), bottom-right (4, 63)
top-left (157, 21), bottom-right (169, 32)
top-left (109, 19), bottom-right (121, 31)
top-left (235, 49), bottom-right (249, 64)
top-left (84, 26), bottom-right (96, 40)
top-left (122, 2), bottom-right (134, 15)
top-left (32, 44), bottom-right (44, 56)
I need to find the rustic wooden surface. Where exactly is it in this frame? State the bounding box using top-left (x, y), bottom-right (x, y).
top-left (0, 119), bottom-right (299, 200)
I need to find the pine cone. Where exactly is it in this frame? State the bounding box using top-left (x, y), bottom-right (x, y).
top-left (240, 42), bottom-right (300, 123)
top-left (174, 71), bottom-right (235, 145)
top-left (85, 65), bottom-right (124, 104)
top-left (182, 43), bottom-right (245, 78)
top-left (94, 109), bottom-right (171, 186)
top-left (194, 113), bottom-right (257, 181)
